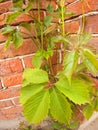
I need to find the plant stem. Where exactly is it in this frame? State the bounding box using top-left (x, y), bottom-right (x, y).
top-left (61, 0), bottom-right (65, 37)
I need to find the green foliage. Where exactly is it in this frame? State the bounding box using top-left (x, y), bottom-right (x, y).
top-left (55, 77), bottom-right (90, 105)
top-left (23, 68), bottom-right (49, 84)
top-left (50, 88), bottom-right (72, 124)
top-left (23, 89), bottom-right (50, 123)
top-left (2, 0), bottom-right (98, 128)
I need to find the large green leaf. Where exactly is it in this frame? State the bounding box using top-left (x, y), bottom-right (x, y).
top-left (63, 51), bottom-right (78, 83)
top-left (20, 83), bottom-right (45, 104)
top-left (13, 31), bottom-right (23, 48)
top-left (55, 77), bottom-right (90, 105)
top-left (23, 89), bottom-right (50, 123)
top-left (23, 68), bottom-right (49, 84)
top-left (82, 49), bottom-right (98, 76)
top-left (50, 88), bottom-right (72, 124)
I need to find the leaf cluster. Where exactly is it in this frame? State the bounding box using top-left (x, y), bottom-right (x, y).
top-left (1, 0), bottom-right (98, 127)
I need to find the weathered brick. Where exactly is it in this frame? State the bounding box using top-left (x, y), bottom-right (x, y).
top-left (23, 55), bottom-right (34, 68)
top-left (0, 39), bottom-right (38, 59)
top-left (0, 86), bottom-right (21, 100)
top-left (0, 106), bottom-right (22, 120)
top-left (0, 100), bottom-right (13, 108)
top-left (0, 59), bottom-right (23, 76)
top-left (12, 97), bottom-right (20, 106)
top-left (2, 73), bottom-right (23, 87)
top-left (65, 20), bottom-right (80, 33)
top-left (67, 0), bottom-right (98, 16)
top-left (85, 15), bottom-right (98, 33)
top-left (0, 1), bottom-right (13, 14)
top-left (88, 37), bottom-right (98, 53)
top-left (0, 79), bottom-right (2, 89)
top-left (53, 64), bottom-right (63, 75)
top-left (0, 11), bottom-right (44, 27)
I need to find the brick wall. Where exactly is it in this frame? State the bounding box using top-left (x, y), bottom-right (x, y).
top-left (0, 0), bottom-right (98, 120)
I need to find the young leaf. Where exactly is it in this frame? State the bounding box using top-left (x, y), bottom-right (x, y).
top-left (82, 49), bottom-right (98, 76)
top-left (63, 51), bottom-right (78, 83)
top-left (20, 83), bottom-right (45, 104)
top-left (44, 16), bottom-right (53, 27)
top-left (47, 4), bottom-right (54, 13)
top-left (23, 68), bottom-right (49, 84)
top-left (13, 31), bottom-right (23, 48)
top-left (50, 88), bottom-right (72, 124)
top-left (32, 51), bottom-right (43, 68)
top-left (4, 35), bottom-right (12, 50)
top-left (83, 104), bottom-right (94, 119)
top-left (5, 11), bottom-right (21, 24)
top-left (78, 32), bottom-right (91, 45)
top-left (23, 89), bottom-right (50, 123)
top-left (2, 26), bottom-right (13, 35)
top-left (55, 77), bottom-right (90, 105)
top-left (52, 35), bottom-right (72, 45)
top-left (19, 22), bottom-right (31, 31)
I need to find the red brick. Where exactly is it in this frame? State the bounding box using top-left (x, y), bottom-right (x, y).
top-left (2, 73), bottom-right (23, 87)
top-left (0, 59), bottom-right (23, 76)
top-left (53, 64), bottom-right (63, 75)
top-left (0, 86), bottom-right (21, 100)
top-left (88, 37), bottom-right (98, 53)
top-left (0, 1), bottom-right (13, 14)
top-left (65, 20), bottom-right (80, 33)
top-left (0, 79), bottom-right (2, 89)
top-left (12, 97), bottom-right (20, 106)
top-left (23, 55), bottom-right (34, 68)
top-left (85, 15), bottom-right (98, 33)
top-left (0, 11), bottom-right (44, 27)
top-left (0, 39), bottom-right (38, 59)
top-left (67, 0), bottom-right (98, 16)
top-left (0, 106), bottom-right (22, 120)
top-left (0, 100), bottom-right (13, 108)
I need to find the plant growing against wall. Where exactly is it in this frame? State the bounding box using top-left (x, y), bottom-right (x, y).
top-left (2, 0), bottom-right (98, 129)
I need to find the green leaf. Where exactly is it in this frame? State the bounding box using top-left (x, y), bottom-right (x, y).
top-left (13, 31), bottom-right (23, 48)
top-left (52, 35), bottom-right (72, 45)
top-left (76, 63), bottom-right (86, 73)
top-left (19, 22), bottom-right (31, 31)
top-left (44, 16), bottom-right (53, 27)
top-left (23, 68), bottom-right (49, 84)
top-left (78, 32), bottom-right (91, 45)
top-left (5, 11), bottom-right (21, 24)
top-left (94, 98), bottom-right (98, 111)
top-left (82, 49), bottom-right (98, 76)
top-left (68, 122), bottom-right (79, 129)
top-left (20, 83), bottom-right (45, 104)
top-left (2, 26), bottom-right (13, 34)
top-left (51, 121), bottom-right (62, 130)
top-left (23, 89), bottom-right (50, 123)
top-left (12, 0), bottom-right (23, 9)
top-left (50, 88), bottom-right (72, 124)
top-left (32, 51), bottom-right (43, 68)
top-left (47, 4), bottom-right (54, 13)
top-left (83, 104), bottom-right (94, 119)
top-left (4, 35), bottom-right (12, 50)
top-left (55, 77), bottom-right (90, 105)
top-left (63, 51), bottom-right (78, 83)
top-left (0, 0), bottom-right (3, 2)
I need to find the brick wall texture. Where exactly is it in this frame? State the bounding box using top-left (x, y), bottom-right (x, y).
top-left (0, 0), bottom-right (98, 120)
